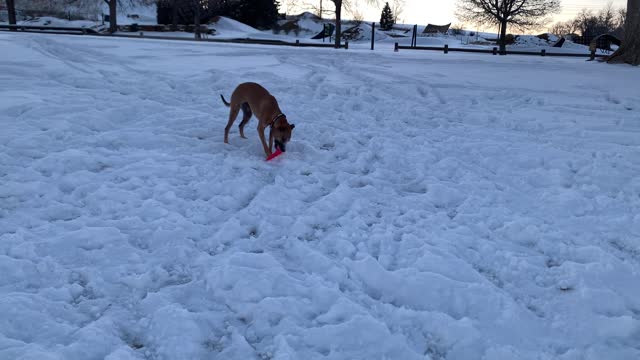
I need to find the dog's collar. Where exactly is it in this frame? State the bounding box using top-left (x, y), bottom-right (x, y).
top-left (268, 113), bottom-right (286, 127)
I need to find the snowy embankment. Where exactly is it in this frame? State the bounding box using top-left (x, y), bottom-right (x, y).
top-left (1, 33), bottom-right (640, 360)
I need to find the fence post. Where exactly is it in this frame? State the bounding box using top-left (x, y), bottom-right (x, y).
top-left (444, 44), bottom-right (448, 54)
top-left (394, 42), bottom-right (399, 52)
top-left (345, 41), bottom-right (349, 50)
top-left (412, 24), bottom-right (417, 47)
top-left (590, 49), bottom-right (596, 61)
top-left (371, 22), bottom-right (375, 50)
top-left (541, 49), bottom-right (546, 57)
top-left (492, 47), bottom-right (497, 55)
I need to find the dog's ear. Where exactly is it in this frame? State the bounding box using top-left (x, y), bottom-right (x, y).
top-left (290, 124), bottom-right (295, 130)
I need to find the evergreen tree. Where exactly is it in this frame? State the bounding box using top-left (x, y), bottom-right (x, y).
top-left (232, 0), bottom-right (280, 30)
top-left (380, 2), bottom-right (394, 31)
top-left (157, 0), bottom-right (218, 26)
top-left (157, 0), bottom-right (280, 29)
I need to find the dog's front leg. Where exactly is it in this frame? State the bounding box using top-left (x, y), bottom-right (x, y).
top-left (258, 125), bottom-right (272, 157)
top-left (269, 128), bottom-right (274, 153)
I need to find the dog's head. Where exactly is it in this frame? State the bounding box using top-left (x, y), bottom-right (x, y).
top-left (272, 121), bottom-right (295, 152)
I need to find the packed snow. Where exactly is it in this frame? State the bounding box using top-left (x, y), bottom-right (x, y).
top-left (1, 32), bottom-right (640, 360)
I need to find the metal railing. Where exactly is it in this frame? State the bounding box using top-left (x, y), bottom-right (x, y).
top-left (394, 43), bottom-right (606, 60)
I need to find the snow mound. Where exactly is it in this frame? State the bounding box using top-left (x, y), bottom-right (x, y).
top-left (296, 11), bottom-right (322, 21)
top-left (294, 18), bottom-right (325, 35)
top-left (342, 22), bottom-right (388, 42)
top-left (277, 13), bottom-right (328, 38)
top-left (507, 33), bottom-right (599, 54)
top-left (512, 34), bottom-right (560, 48)
top-left (211, 16), bottom-right (260, 35)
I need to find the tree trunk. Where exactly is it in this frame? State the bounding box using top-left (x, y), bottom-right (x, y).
top-left (499, 20), bottom-right (508, 55)
top-left (194, 0), bottom-right (201, 39)
top-left (334, 0), bottom-right (342, 48)
top-left (608, 0), bottom-right (640, 65)
top-left (6, 0), bottom-right (17, 29)
top-left (107, 0), bottom-right (117, 33)
top-left (171, 0), bottom-right (178, 31)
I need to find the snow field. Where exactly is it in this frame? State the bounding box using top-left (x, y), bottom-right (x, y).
top-left (1, 33), bottom-right (640, 359)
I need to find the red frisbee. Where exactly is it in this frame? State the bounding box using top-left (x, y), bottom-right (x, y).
top-left (266, 149), bottom-right (283, 161)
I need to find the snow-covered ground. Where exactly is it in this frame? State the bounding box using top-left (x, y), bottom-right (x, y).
top-left (12, 16), bottom-right (102, 29)
top-left (2, 32), bottom-right (640, 360)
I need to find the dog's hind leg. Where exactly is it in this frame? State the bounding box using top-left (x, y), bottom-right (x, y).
top-left (224, 104), bottom-right (241, 143)
top-left (238, 103), bottom-right (252, 139)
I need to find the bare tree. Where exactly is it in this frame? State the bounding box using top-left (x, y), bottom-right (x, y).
top-left (570, 4), bottom-right (626, 44)
top-left (104, 0), bottom-right (117, 32)
top-left (456, 0), bottom-right (560, 54)
top-left (329, 0), bottom-right (376, 48)
top-left (329, 0), bottom-right (343, 47)
top-left (612, 7), bottom-right (627, 38)
top-left (549, 20), bottom-right (577, 36)
top-left (598, 1), bottom-right (617, 32)
top-left (617, 7), bottom-right (627, 29)
top-left (157, 0), bottom-right (180, 30)
top-left (345, 0), bottom-right (371, 23)
top-left (571, 9), bottom-right (604, 41)
top-left (171, 0), bottom-right (179, 30)
top-left (283, 0), bottom-right (320, 17)
top-left (608, 0), bottom-right (640, 65)
top-left (5, 0), bottom-right (17, 27)
top-left (391, 0), bottom-right (404, 23)
top-left (192, 0), bottom-right (200, 38)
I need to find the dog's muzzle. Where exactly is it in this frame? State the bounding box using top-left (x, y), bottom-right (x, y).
top-left (275, 140), bottom-right (286, 152)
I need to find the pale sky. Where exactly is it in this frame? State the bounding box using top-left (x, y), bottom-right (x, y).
top-left (285, 0), bottom-right (627, 30)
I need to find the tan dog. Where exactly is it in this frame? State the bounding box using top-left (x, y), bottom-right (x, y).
top-left (221, 82), bottom-right (295, 157)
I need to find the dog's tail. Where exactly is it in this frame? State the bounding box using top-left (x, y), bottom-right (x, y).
top-left (220, 94), bottom-right (231, 107)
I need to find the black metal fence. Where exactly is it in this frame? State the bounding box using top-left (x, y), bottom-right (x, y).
top-left (394, 42), bottom-right (606, 60)
top-left (389, 25), bottom-right (607, 60)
